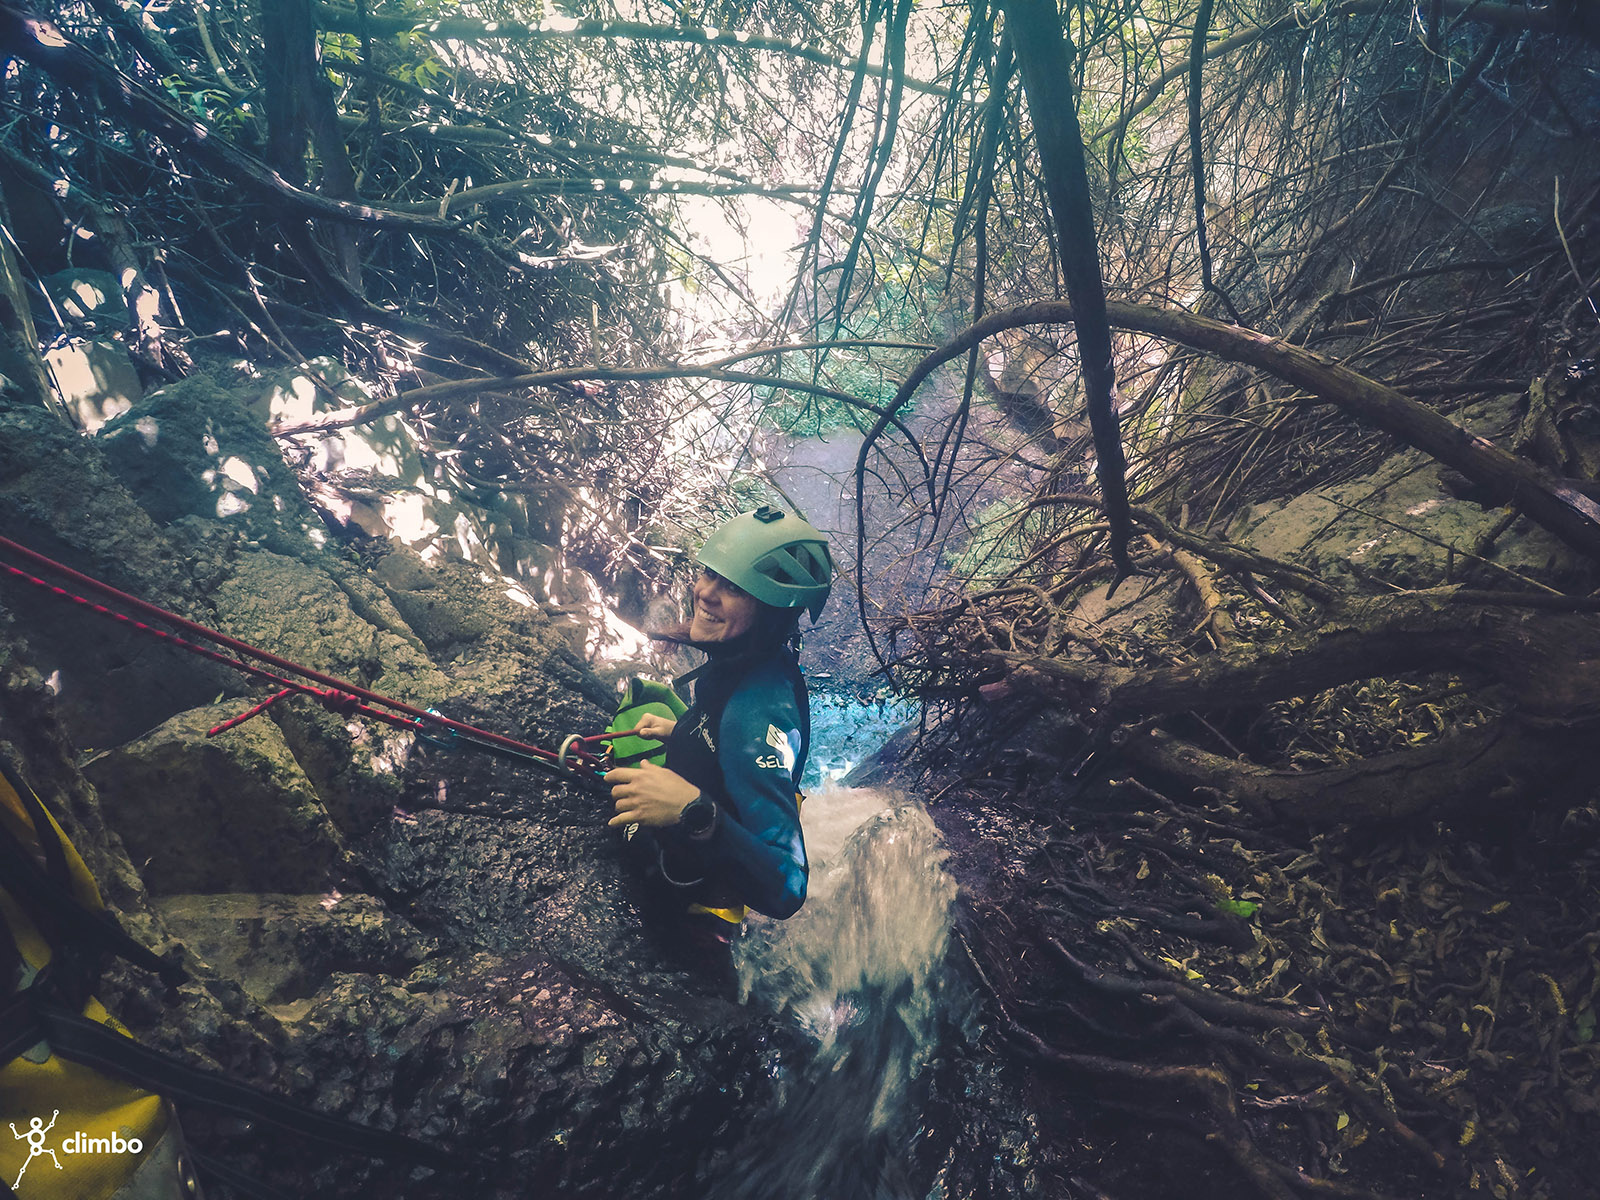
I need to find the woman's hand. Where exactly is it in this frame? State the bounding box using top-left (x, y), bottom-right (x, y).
top-left (605, 760), bottom-right (700, 828)
top-left (630, 712), bottom-right (677, 741)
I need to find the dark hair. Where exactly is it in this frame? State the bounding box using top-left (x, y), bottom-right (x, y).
top-left (647, 600), bottom-right (801, 659)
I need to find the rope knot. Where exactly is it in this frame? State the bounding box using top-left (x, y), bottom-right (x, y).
top-left (318, 688), bottom-right (361, 716)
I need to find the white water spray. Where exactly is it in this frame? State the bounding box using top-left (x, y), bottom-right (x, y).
top-left (716, 783), bottom-right (961, 1199)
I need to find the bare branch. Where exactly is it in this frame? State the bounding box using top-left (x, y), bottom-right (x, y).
top-left (315, 1), bottom-right (953, 97)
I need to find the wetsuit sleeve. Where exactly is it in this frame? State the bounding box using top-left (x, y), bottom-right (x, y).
top-left (659, 673), bottom-right (808, 918)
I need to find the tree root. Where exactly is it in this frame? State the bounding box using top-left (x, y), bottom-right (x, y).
top-left (1003, 1023), bottom-right (1299, 1200)
top-left (1126, 719), bottom-right (1586, 825)
top-left (1047, 936), bottom-right (1325, 1035)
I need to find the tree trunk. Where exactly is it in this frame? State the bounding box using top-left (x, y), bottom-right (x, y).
top-left (259, 0), bottom-right (363, 290)
top-left (1002, 595), bottom-right (1600, 720)
top-left (0, 177), bottom-right (60, 417)
top-left (997, 0), bottom-right (1133, 580)
top-left (1128, 719), bottom-right (1587, 826)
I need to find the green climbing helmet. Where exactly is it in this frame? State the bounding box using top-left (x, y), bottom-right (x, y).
top-left (695, 505), bottom-right (834, 621)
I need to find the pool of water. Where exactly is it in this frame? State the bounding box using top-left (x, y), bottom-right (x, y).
top-left (804, 689), bottom-right (920, 788)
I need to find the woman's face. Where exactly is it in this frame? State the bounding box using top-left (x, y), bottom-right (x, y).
top-left (690, 568), bottom-right (762, 643)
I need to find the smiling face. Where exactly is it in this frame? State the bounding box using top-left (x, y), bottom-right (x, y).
top-left (689, 568), bottom-right (763, 644)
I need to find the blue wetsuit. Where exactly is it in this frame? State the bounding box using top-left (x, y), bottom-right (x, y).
top-left (638, 650), bottom-right (809, 919)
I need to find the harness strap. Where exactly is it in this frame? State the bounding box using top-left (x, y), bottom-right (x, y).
top-left (0, 762), bottom-right (184, 990)
top-left (190, 1153), bottom-right (296, 1200)
top-left (8, 987), bottom-right (455, 1169)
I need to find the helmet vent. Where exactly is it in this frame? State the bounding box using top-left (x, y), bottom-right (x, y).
top-left (758, 546), bottom-right (827, 587)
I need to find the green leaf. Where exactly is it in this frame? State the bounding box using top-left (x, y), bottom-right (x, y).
top-left (1216, 898), bottom-right (1260, 919)
top-left (1576, 1007), bottom-right (1595, 1044)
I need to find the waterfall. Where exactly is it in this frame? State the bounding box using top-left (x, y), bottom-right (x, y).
top-left (713, 783), bottom-right (962, 1199)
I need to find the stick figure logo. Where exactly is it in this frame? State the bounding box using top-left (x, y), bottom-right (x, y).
top-left (9, 1111), bottom-right (62, 1190)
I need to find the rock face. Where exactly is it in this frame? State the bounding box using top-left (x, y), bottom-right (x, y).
top-left (1228, 394), bottom-right (1582, 589)
top-left (152, 892), bottom-right (438, 1020)
top-left (98, 365), bottom-right (314, 551)
top-left (0, 367), bottom-right (788, 1197)
top-left (83, 703), bottom-right (354, 895)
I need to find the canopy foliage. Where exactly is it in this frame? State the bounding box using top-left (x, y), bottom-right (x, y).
top-left (3, 0), bottom-right (1600, 1196)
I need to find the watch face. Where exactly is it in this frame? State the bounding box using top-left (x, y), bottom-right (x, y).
top-left (683, 798), bottom-right (714, 833)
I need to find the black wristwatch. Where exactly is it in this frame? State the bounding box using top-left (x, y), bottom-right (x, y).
top-left (678, 794), bottom-right (717, 838)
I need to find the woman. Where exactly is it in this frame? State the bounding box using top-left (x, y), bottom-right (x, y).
top-left (605, 506), bottom-right (832, 952)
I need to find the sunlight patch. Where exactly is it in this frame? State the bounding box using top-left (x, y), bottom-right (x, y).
top-left (220, 456), bottom-right (259, 493)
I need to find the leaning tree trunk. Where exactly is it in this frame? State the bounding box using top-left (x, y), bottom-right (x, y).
top-left (997, 0), bottom-right (1134, 582)
top-left (994, 592), bottom-right (1600, 825)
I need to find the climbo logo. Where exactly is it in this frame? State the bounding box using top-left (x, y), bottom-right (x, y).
top-left (10, 1112), bottom-right (144, 1190)
top-left (61, 1131), bottom-right (146, 1154)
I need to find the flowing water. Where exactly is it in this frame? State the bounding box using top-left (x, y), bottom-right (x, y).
top-left (713, 773), bottom-right (964, 1199)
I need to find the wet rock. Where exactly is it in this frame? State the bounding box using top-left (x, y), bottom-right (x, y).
top-left (210, 548), bottom-right (446, 703)
top-left (274, 952), bottom-right (775, 1199)
top-left (97, 364), bottom-right (316, 554)
top-left (378, 553), bottom-right (518, 653)
top-left (154, 892), bottom-right (438, 1017)
top-left (0, 408), bottom-right (232, 745)
top-left (1228, 394), bottom-right (1581, 589)
top-left (82, 701), bottom-right (353, 895)
top-left (364, 799), bottom-right (694, 992)
top-left (1472, 203), bottom-right (1550, 257)
top-left (838, 720), bottom-right (920, 788)
top-left (0, 652), bottom-right (297, 1093)
top-left (268, 701), bottom-right (413, 839)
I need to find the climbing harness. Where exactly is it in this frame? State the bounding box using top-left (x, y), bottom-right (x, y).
top-left (0, 759), bottom-right (456, 1199)
top-left (0, 535), bottom-right (643, 791)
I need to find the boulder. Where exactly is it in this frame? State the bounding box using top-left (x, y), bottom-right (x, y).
top-left (0, 408), bottom-right (237, 747)
top-left (1228, 394), bottom-right (1581, 589)
top-left (82, 702), bottom-right (352, 895)
top-left (256, 358), bottom-right (421, 483)
top-left (153, 892), bottom-right (438, 1019)
top-left (41, 268), bottom-right (126, 326)
top-left (208, 548), bottom-right (446, 703)
top-left (97, 364), bottom-right (318, 554)
top-left (42, 335), bottom-right (143, 432)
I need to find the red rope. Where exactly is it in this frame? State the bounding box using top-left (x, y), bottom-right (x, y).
top-left (0, 535), bottom-right (567, 765)
top-left (208, 689), bottom-right (293, 736)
